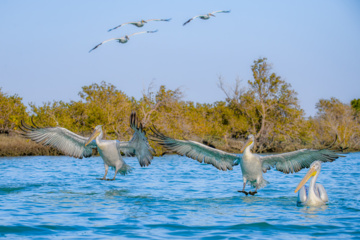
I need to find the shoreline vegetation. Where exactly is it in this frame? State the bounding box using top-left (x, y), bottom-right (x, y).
top-left (1, 58), bottom-right (359, 157)
top-left (0, 134), bottom-right (62, 157)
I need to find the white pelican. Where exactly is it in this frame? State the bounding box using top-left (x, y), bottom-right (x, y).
top-left (108, 18), bottom-right (171, 32)
top-left (89, 30), bottom-right (158, 52)
top-left (183, 10), bottom-right (231, 26)
top-left (20, 112), bottom-right (155, 181)
top-left (294, 161), bottom-right (328, 206)
top-left (150, 128), bottom-right (342, 195)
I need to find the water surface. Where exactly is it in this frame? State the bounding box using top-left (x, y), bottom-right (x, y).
top-left (0, 153), bottom-right (359, 239)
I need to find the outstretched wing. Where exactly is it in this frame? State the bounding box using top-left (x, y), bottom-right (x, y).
top-left (108, 21), bottom-right (136, 32)
top-left (89, 38), bottom-right (120, 52)
top-left (128, 30), bottom-right (158, 37)
top-left (261, 149), bottom-right (343, 174)
top-left (150, 126), bottom-right (239, 171)
top-left (210, 10), bottom-right (231, 14)
top-left (19, 119), bottom-right (96, 159)
top-left (183, 16), bottom-right (200, 26)
top-left (146, 18), bottom-right (172, 22)
top-left (116, 112), bottom-right (155, 167)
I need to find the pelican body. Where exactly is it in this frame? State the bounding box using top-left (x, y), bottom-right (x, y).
top-left (89, 30), bottom-right (158, 52)
top-left (20, 112), bottom-right (155, 181)
top-left (150, 128), bottom-right (342, 195)
top-left (108, 18), bottom-right (171, 32)
top-left (84, 125), bottom-right (131, 180)
top-left (295, 161), bottom-right (328, 206)
top-left (183, 10), bottom-right (231, 26)
top-left (239, 138), bottom-right (268, 195)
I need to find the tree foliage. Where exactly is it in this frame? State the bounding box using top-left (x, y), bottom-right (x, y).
top-left (0, 88), bottom-right (28, 134)
top-left (312, 97), bottom-right (360, 151)
top-left (2, 58), bottom-right (359, 155)
top-left (219, 58), bottom-right (305, 152)
top-left (351, 98), bottom-right (360, 113)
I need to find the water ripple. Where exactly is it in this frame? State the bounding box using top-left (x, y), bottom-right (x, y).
top-left (0, 154), bottom-right (359, 239)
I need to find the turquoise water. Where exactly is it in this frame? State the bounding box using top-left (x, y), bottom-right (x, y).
top-left (0, 153), bottom-right (359, 239)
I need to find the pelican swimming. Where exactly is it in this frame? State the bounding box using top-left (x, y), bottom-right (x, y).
top-left (20, 112), bottom-right (155, 181)
top-left (294, 161), bottom-right (328, 206)
top-left (108, 18), bottom-right (171, 32)
top-left (183, 10), bottom-right (231, 26)
top-left (89, 30), bottom-right (158, 52)
top-left (150, 128), bottom-right (342, 195)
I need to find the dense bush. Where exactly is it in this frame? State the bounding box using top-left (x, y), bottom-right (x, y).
top-left (1, 58), bottom-right (359, 156)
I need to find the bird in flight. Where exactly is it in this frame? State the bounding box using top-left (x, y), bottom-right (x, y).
top-left (89, 30), bottom-right (158, 52)
top-left (150, 128), bottom-right (343, 196)
top-left (183, 10), bottom-right (231, 26)
top-left (20, 112), bottom-right (155, 181)
top-left (108, 18), bottom-right (171, 32)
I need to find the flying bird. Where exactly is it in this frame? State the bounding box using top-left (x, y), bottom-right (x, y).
top-left (183, 10), bottom-right (231, 26)
top-left (89, 30), bottom-right (158, 52)
top-left (20, 112), bottom-right (155, 181)
top-left (150, 128), bottom-right (342, 195)
top-left (108, 18), bottom-right (171, 32)
top-left (295, 161), bottom-right (328, 206)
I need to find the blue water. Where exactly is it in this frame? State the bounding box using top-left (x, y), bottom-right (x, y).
top-left (0, 153), bottom-right (359, 239)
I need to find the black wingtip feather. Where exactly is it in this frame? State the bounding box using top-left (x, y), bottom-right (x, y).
top-left (130, 111), bottom-right (138, 130)
top-left (31, 116), bottom-right (40, 129)
top-left (20, 120), bottom-right (34, 131)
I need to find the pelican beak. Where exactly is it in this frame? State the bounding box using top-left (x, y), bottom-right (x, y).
top-left (240, 139), bottom-right (253, 153)
top-left (210, 14), bottom-right (216, 17)
top-left (85, 128), bottom-right (101, 146)
top-left (294, 166), bottom-right (317, 193)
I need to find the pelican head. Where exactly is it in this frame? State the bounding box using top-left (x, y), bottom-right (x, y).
top-left (209, 13), bottom-right (216, 17)
top-left (85, 125), bottom-right (103, 146)
top-left (142, 20), bottom-right (147, 23)
top-left (294, 161), bottom-right (322, 193)
top-left (241, 134), bottom-right (255, 153)
top-left (125, 35), bottom-right (130, 40)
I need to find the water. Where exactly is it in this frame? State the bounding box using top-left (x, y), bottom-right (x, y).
top-left (0, 153), bottom-right (359, 239)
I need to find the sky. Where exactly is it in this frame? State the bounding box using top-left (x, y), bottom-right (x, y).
top-left (1, 0), bottom-right (359, 117)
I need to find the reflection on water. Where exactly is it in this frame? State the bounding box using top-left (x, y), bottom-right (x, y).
top-left (0, 154), bottom-right (359, 239)
top-left (300, 205), bottom-right (329, 218)
top-left (104, 189), bottom-right (130, 197)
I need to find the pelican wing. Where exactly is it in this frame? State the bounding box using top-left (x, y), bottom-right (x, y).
top-left (146, 18), bottom-right (172, 22)
top-left (297, 185), bottom-right (308, 204)
top-left (108, 21), bottom-right (137, 32)
top-left (210, 10), bottom-right (231, 14)
top-left (89, 38), bottom-right (120, 52)
top-left (128, 30), bottom-right (158, 37)
top-left (150, 127), bottom-right (239, 171)
top-left (183, 16), bottom-right (200, 26)
top-left (260, 149), bottom-right (342, 174)
top-left (19, 119), bottom-right (96, 159)
top-left (116, 112), bottom-right (155, 167)
top-left (316, 184), bottom-right (328, 202)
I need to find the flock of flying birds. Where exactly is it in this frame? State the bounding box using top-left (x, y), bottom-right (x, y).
top-left (21, 111), bottom-right (343, 207)
top-left (89, 10), bottom-right (231, 52)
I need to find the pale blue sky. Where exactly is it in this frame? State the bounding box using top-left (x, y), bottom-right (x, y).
top-left (1, 0), bottom-right (359, 116)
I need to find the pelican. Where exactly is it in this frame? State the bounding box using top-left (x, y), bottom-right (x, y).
top-left (150, 128), bottom-right (342, 195)
top-left (183, 10), bottom-right (231, 26)
top-left (89, 30), bottom-right (158, 52)
top-left (108, 18), bottom-right (171, 32)
top-left (294, 161), bottom-right (328, 206)
top-left (20, 112), bottom-right (155, 181)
